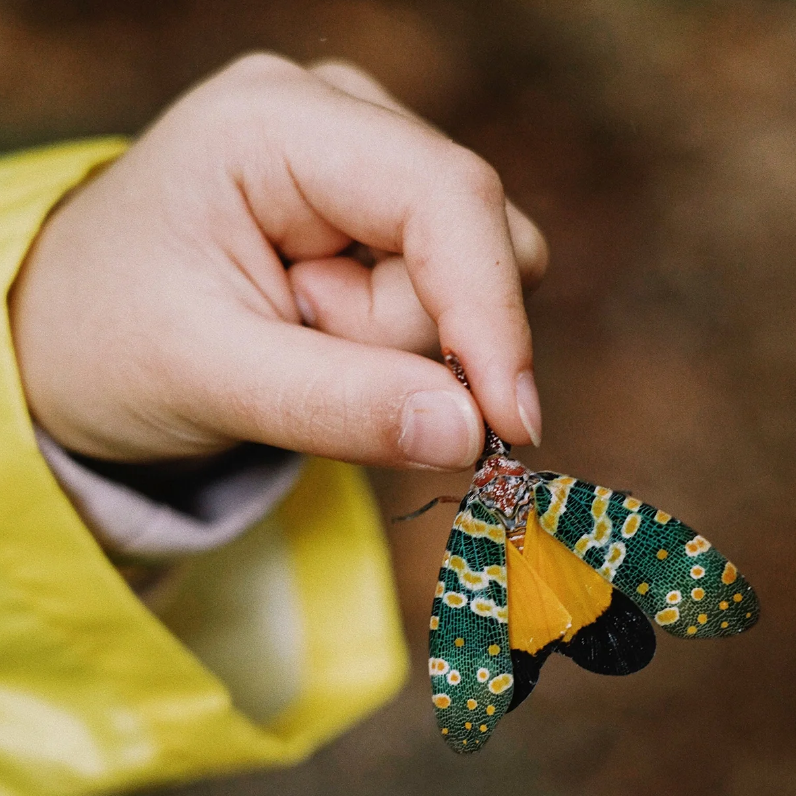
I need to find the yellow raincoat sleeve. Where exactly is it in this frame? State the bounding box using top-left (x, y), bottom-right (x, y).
top-left (0, 140), bottom-right (408, 796)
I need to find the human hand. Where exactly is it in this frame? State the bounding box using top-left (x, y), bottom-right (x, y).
top-left (9, 54), bottom-right (547, 470)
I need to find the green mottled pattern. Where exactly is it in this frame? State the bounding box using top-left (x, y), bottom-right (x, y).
top-left (532, 471), bottom-right (760, 638)
top-left (429, 499), bottom-right (512, 753)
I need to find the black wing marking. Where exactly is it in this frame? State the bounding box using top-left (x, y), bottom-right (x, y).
top-left (555, 588), bottom-right (656, 675)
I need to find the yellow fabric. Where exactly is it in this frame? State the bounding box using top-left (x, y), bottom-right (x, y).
top-left (0, 140), bottom-right (408, 795)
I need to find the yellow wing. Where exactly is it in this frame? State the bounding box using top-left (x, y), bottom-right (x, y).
top-left (506, 541), bottom-right (571, 654)
top-left (521, 507), bottom-right (613, 642)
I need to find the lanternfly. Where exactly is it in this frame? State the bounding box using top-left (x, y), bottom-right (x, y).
top-left (405, 353), bottom-right (759, 754)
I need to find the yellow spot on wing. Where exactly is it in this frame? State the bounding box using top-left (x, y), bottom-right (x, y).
top-left (485, 564), bottom-right (507, 586)
top-left (655, 607), bottom-right (680, 626)
top-left (623, 496), bottom-right (642, 511)
top-left (486, 526), bottom-right (506, 544)
top-left (471, 597), bottom-right (497, 618)
top-left (721, 620), bottom-right (729, 629)
top-left (599, 542), bottom-right (627, 583)
top-left (466, 699), bottom-right (477, 710)
top-left (719, 601), bottom-right (729, 610)
top-left (461, 570), bottom-right (489, 590)
top-left (539, 512), bottom-right (560, 534)
top-left (697, 614), bottom-right (708, 624)
top-left (454, 512), bottom-right (506, 544)
top-left (554, 476), bottom-right (577, 487)
top-left (486, 705), bottom-right (495, 715)
top-left (454, 637), bottom-right (465, 647)
top-left (637, 582), bottom-right (650, 595)
top-left (429, 658), bottom-right (450, 676)
top-left (733, 593), bottom-right (743, 603)
top-left (538, 479), bottom-right (575, 536)
top-left (488, 644), bottom-right (501, 656)
top-left (687, 626), bottom-right (697, 635)
top-left (605, 542), bottom-right (626, 565)
top-left (453, 513), bottom-right (484, 536)
top-left (488, 673), bottom-right (514, 694)
top-left (432, 694), bottom-right (451, 709)
top-left (722, 562), bottom-right (738, 584)
top-left (448, 555), bottom-right (466, 572)
top-left (621, 513), bottom-right (642, 538)
top-left (657, 549), bottom-right (669, 560)
top-left (685, 535), bottom-right (711, 557)
top-left (655, 510), bottom-right (672, 524)
top-left (594, 516), bottom-right (612, 543)
top-left (443, 592), bottom-right (467, 609)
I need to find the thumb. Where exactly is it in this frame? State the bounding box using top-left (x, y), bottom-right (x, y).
top-left (170, 311), bottom-right (484, 470)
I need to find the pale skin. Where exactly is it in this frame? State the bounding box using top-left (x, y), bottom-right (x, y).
top-left (9, 54), bottom-right (547, 472)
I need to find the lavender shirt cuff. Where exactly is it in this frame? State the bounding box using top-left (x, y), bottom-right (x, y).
top-left (35, 427), bottom-right (304, 557)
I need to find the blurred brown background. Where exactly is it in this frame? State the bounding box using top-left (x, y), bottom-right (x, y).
top-left (2, 1), bottom-right (794, 794)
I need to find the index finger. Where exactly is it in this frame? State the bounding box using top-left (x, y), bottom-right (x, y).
top-left (310, 58), bottom-right (548, 292)
top-left (226, 55), bottom-right (543, 445)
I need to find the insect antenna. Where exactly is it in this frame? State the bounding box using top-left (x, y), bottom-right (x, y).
top-left (391, 495), bottom-right (461, 523)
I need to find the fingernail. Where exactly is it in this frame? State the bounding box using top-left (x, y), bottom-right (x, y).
top-left (399, 390), bottom-right (480, 469)
top-left (294, 290), bottom-right (316, 327)
top-left (516, 370), bottom-right (542, 447)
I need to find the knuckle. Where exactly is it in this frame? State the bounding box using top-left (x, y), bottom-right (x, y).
top-left (190, 52), bottom-right (310, 139)
top-left (532, 233), bottom-right (550, 278)
top-left (310, 58), bottom-right (371, 82)
top-left (506, 204), bottom-right (549, 286)
top-left (518, 229), bottom-right (549, 286)
top-left (442, 145), bottom-right (505, 205)
top-left (309, 59), bottom-right (403, 113)
top-left (217, 52), bottom-right (306, 90)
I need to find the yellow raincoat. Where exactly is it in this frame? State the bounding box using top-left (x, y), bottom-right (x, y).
top-left (0, 140), bottom-right (408, 795)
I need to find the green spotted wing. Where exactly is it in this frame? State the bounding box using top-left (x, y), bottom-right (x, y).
top-left (531, 472), bottom-right (760, 638)
top-left (428, 496), bottom-right (514, 753)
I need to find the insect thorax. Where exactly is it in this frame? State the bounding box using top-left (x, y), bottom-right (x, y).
top-left (470, 455), bottom-right (539, 539)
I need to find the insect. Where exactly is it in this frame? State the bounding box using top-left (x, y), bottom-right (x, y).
top-left (419, 353), bottom-right (760, 754)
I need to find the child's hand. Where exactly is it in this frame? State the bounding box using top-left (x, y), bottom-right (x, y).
top-left (10, 55), bottom-right (547, 470)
